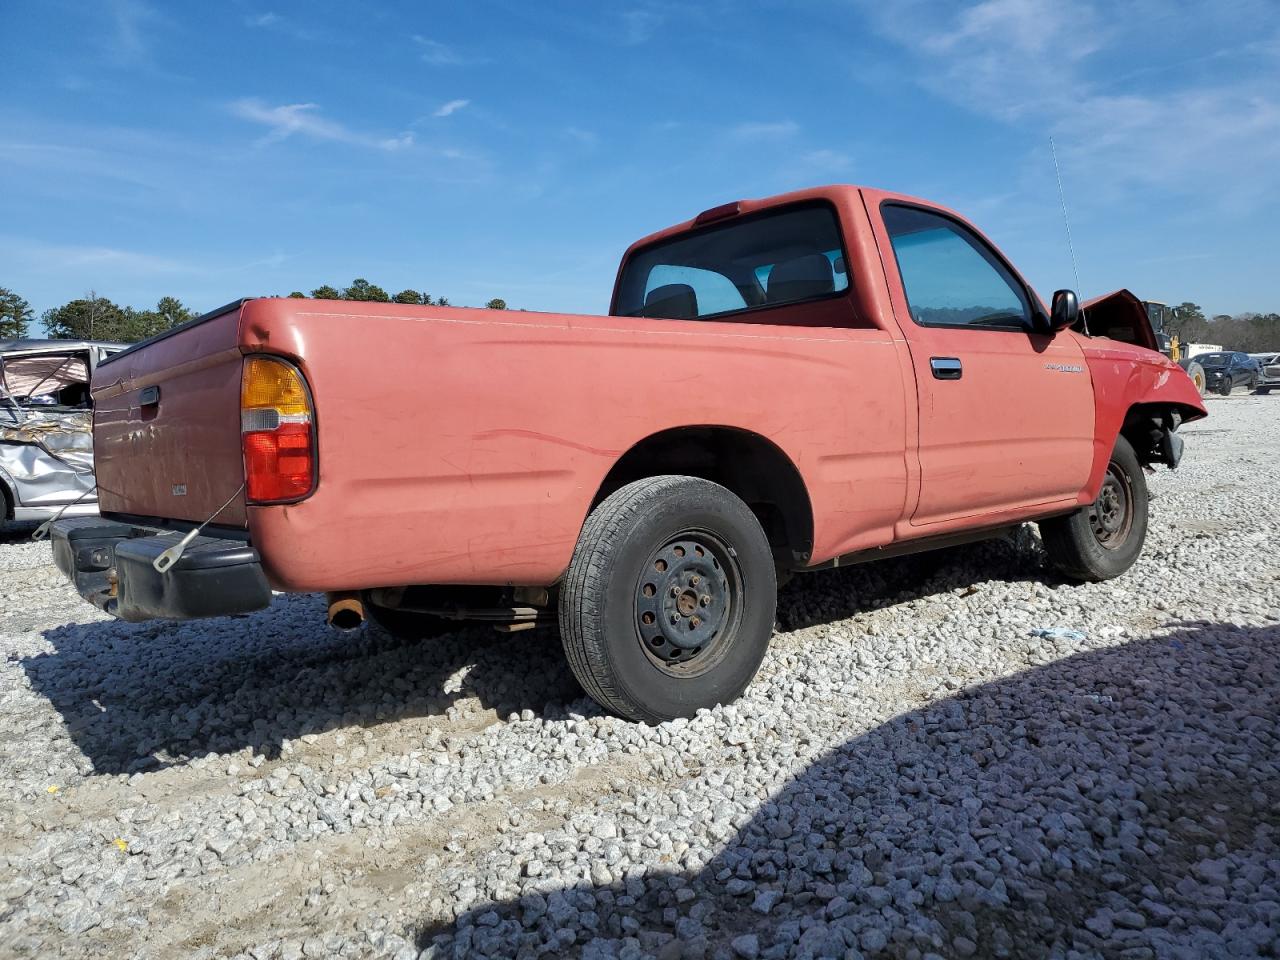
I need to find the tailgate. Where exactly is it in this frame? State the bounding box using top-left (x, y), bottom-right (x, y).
top-left (91, 302), bottom-right (248, 526)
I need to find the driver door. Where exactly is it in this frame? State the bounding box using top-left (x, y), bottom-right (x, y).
top-left (879, 204), bottom-right (1095, 527)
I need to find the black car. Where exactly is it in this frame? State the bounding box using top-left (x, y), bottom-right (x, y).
top-left (1196, 351), bottom-right (1260, 396)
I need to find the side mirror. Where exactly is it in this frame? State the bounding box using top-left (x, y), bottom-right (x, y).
top-left (1049, 289), bottom-right (1079, 333)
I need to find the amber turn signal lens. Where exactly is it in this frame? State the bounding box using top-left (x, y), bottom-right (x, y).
top-left (241, 356), bottom-right (315, 503)
top-left (242, 356), bottom-right (311, 415)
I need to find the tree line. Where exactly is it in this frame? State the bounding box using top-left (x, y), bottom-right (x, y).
top-left (6, 284), bottom-right (1275, 351)
top-left (1161, 302), bottom-right (1280, 355)
top-left (0, 282), bottom-right (509, 343)
top-left (288, 278), bottom-right (507, 312)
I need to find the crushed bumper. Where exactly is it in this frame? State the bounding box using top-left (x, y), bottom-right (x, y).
top-left (50, 517), bottom-right (272, 622)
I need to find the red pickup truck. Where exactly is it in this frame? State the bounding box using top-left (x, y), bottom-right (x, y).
top-left (50, 185), bottom-right (1205, 721)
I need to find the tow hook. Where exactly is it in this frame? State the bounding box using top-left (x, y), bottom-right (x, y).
top-left (326, 591), bottom-right (365, 631)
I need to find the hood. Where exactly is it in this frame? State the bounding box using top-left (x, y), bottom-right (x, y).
top-left (1078, 289), bottom-right (1159, 352)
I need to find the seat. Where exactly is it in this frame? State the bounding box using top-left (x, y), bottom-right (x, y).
top-left (643, 284), bottom-right (699, 320)
top-left (766, 254), bottom-right (834, 304)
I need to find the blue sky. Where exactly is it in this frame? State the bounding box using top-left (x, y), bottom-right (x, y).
top-left (2, 0), bottom-right (1278, 330)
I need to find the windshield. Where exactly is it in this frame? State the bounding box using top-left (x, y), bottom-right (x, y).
top-left (613, 203), bottom-right (849, 321)
top-left (1198, 353), bottom-right (1229, 367)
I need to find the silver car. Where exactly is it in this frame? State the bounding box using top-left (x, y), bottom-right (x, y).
top-left (1250, 352), bottom-right (1280, 395)
top-left (1, 339), bottom-right (125, 522)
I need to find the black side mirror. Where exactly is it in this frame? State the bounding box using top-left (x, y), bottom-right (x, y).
top-left (1049, 289), bottom-right (1079, 333)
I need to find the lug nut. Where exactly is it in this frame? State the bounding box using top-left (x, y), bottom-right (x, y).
top-left (670, 586), bottom-right (680, 597)
top-left (690, 617), bottom-right (701, 627)
top-left (670, 613), bottom-right (681, 624)
top-left (700, 595), bottom-right (711, 606)
top-left (690, 575), bottom-right (700, 586)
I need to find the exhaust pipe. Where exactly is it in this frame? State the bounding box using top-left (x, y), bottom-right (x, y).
top-left (326, 591), bottom-right (365, 631)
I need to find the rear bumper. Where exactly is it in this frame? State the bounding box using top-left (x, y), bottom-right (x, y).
top-left (50, 517), bottom-right (272, 622)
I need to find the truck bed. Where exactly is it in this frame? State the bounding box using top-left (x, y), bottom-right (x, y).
top-left (91, 296), bottom-right (912, 591)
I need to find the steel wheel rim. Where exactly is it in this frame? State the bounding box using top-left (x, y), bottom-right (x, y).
top-left (1089, 464), bottom-right (1134, 550)
top-left (634, 530), bottom-right (743, 677)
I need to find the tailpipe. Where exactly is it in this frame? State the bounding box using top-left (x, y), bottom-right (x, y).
top-left (326, 591), bottom-right (365, 631)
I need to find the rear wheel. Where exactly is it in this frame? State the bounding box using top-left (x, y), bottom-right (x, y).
top-left (1040, 436), bottom-right (1148, 582)
top-left (560, 476), bottom-right (776, 722)
top-left (1258, 387), bottom-right (1272, 396)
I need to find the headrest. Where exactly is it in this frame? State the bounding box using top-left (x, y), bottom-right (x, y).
top-left (767, 254), bottom-right (834, 304)
top-left (644, 283), bottom-right (699, 320)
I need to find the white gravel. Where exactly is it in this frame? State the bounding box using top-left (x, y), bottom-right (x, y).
top-left (2, 395), bottom-right (1278, 960)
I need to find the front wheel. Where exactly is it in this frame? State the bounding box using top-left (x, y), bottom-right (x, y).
top-left (1039, 435), bottom-right (1149, 582)
top-left (560, 476), bottom-right (777, 722)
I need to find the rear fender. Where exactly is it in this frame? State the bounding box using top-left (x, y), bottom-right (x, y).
top-left (1079, 342), bottom-right (1207, 501)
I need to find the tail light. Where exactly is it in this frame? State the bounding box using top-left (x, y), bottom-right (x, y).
top-left (241, 356), bottom-right (316, 503)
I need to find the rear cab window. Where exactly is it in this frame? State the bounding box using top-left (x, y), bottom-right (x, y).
top-left (612, 203), bottom-right (851, 323)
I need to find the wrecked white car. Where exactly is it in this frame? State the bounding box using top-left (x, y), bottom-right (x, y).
top-left (0, 339), bottom-right (124, 522)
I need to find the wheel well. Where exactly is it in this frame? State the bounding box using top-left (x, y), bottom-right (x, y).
top-left (593, 427), bottom-right (814, 566)
top-left (0, 478), bottom-right (12, 521)
top-left (1119, 402), bottom-right (1200, 466)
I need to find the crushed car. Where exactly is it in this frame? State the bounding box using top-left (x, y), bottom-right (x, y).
top-left (0, 339), bottom-right (124, 522)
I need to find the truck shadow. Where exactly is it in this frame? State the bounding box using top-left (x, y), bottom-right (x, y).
top-left (24, 594), bottom-right (580, 775)
top-left (776, 530), bottom-right (1048, 632)
top-left (0, 520), bottom-right (40, 544)
top-left (25, 533), bottom-right (1049, 777)
top-left (419, 620), bottom-right (1280, 959)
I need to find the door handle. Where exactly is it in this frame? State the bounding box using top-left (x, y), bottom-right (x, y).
top-left (138, 385), bottom-right (160, 407)
top-left (930, 357), bottom-right (962, 380)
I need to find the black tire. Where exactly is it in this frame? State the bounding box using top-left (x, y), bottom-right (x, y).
top-left (1258, 387), bottom-right (1271, 395)
top-left (362, 595), bottom-right (455, 640)
top-left (1217, 378), bottom-right (1232, 397)
top-left (1039, 435), bottom-right (1148, 582)
top-left (560, 476), bottom-right (776, 722)
top-left (1182, 361), bottom-right (1205, 396)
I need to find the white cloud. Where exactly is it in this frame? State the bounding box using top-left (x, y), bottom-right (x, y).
top-left (0, 236), bottom-right (189, 276)
top-left (565, 127), bottom-right (599, 146)
top-left (229, 99), bottom-right (414, 151)
top-left (730, 121), bottom-right (800, 140)
top-left (857, 0), bottom-right (1280, 198)
top-left (413, 36), bottom-right (468, 66)
top-left (106, 0), bottom-right (159, 64)
top-left (433, 99), bottom-right (470, 118)
top-left (621, 8), bottom-right (663, 44)
top-left (244, 12), bottom-right (281, 28)
top-left (797, 149), bottom-right (853, 175)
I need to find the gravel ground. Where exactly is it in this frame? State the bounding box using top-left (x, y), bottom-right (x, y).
top-left (2, 395), bottom-right (1278, 960)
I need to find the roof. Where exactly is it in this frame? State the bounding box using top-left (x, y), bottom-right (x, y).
top-left (0, 338), bottom-right (128, 355)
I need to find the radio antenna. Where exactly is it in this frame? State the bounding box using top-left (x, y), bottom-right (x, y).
top-left (1050, 135), bottom-right (1082, 298)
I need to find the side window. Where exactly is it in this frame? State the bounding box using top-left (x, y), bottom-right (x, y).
top-left (883, 204), bottom-right (1032, 330)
